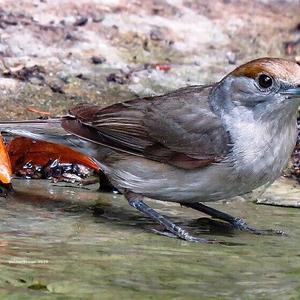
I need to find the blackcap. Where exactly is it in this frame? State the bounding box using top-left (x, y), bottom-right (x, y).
top-left (1, 58), bottom-right (300, 242)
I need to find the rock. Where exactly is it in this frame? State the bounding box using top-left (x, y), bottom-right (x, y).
top-left (256, 178), bottom-right (300, 207)
top-left (73, 17), bottom-right (88, 26)
top-left (91, 56), bottom-right (105, 64)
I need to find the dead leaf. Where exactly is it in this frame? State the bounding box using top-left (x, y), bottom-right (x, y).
top-left (0, 134), bottom-right (12, 184)
top-left (7, 137), bottom-right (100, 173)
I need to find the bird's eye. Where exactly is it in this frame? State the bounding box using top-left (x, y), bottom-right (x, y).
top-left (257, 74), bottom-right (273, 89)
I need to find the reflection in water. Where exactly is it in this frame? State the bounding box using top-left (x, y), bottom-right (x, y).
top-left (0, 178), bottom-right (299, 299)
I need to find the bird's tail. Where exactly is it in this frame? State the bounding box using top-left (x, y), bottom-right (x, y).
top-left (0, 118), bottom-right (98, 157)
top-left (0, 119), bottom-right (68, 143)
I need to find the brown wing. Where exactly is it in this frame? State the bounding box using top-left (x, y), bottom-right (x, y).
top-left (62, 85), bottom-right (232, 169)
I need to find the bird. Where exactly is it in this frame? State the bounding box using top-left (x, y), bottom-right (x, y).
top-left (1, 57), bottom-right (300, 242)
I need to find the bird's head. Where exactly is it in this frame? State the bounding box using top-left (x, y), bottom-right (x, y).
top-left (212, 58), bottom-right (300, 120)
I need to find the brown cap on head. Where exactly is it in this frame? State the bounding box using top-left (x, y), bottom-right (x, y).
top-left (230, 58), bottom-right (300, 85)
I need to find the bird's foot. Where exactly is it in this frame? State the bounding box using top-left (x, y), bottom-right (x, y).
top-left (125, 192), bottom-right (216, 243)
top-left (151, 228), bottom-right (216, 243)
top-left (182, 202), bottom-right (287, 236)
top-left (231, 217), bottom-right (287, 236)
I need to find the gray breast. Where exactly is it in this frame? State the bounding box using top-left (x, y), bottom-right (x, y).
top-left (223, 113), bottom-right (298, 192)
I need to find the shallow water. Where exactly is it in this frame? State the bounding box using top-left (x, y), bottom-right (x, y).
top-left (0, 178), bottom-right (299, 299)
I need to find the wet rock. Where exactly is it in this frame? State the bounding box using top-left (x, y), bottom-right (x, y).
top-left (16, 158), bottom-right (93, 183)
top-left (256, 178), bottom-right (300, 207)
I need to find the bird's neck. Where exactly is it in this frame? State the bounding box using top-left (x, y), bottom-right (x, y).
top-left (222, 107), bottom-right (298, 185)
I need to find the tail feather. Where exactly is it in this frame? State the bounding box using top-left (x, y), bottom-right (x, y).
top-left (0, 119), bottom-right (70, 144)
top-left (0, 119), bottom-right (101, 159)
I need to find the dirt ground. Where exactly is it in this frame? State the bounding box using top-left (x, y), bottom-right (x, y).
top-left (0, 0), bottom-right (299, 177)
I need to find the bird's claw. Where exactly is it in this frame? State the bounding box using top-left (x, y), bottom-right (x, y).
top-left (232, 217), bottom-right (287, 236)
top-left (151, 228), bottom-right (217, 243)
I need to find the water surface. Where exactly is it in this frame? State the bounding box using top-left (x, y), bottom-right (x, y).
top-left (0, 179), bottom-right (299, 299)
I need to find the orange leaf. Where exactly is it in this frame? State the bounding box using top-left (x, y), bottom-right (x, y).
top-left (7, 137), bottom-right (100, 173)
top-left (0, 135), bottom-right (12, 184)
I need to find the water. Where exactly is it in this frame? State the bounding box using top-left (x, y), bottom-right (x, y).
top-left (0, 179), bottom-right (299, 299)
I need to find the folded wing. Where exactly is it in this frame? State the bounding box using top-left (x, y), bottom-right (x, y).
top-left (62, 85), bottom-right (231, 169)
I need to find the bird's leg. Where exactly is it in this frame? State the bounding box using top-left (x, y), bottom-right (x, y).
top-left (182, 202), bottom-right (286, 236)
top-left (125, 192), bottom-right (213, 243)
top-left (98, 171), bottom-right (119, 193)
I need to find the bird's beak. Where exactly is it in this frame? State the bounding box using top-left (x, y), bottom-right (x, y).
top-left (282, 85), bottom-right (300, 98)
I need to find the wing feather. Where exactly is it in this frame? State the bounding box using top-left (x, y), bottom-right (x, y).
top-left (62, 85), bottom-right (231, 169)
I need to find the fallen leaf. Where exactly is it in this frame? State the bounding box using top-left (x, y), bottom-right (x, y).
top-left (0, 134), bottom-right (12, 184)
top-left (7, 137), bottom-right (100, 173)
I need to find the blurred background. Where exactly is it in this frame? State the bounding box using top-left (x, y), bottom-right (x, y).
top-left (0, 0), bottom-right (298, 119)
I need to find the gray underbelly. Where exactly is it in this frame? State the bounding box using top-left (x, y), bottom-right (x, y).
top-left (101, 155), bottom-right (274, 203)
